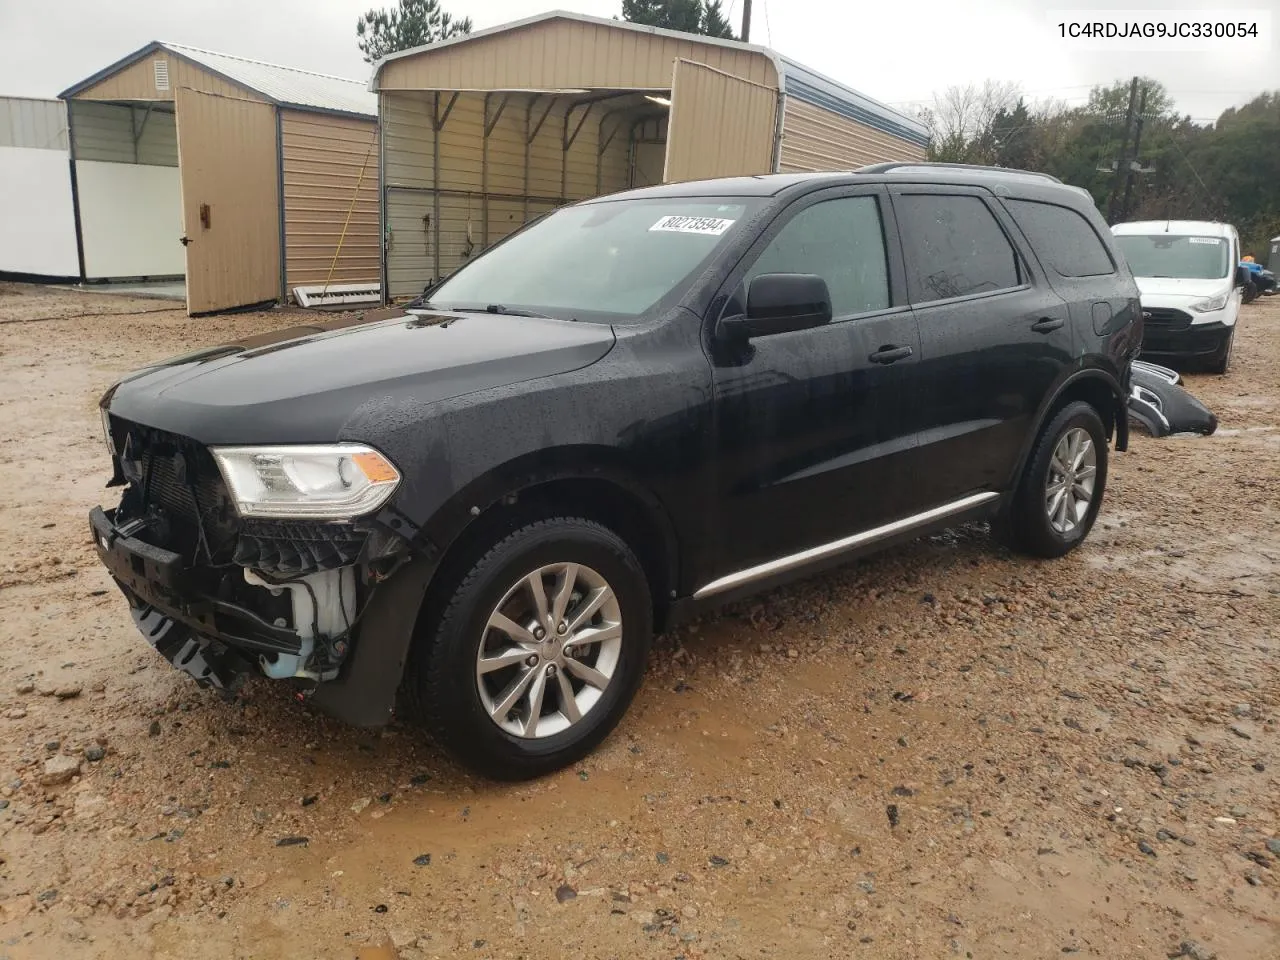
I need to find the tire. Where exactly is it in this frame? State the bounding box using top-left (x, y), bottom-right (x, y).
top-left (997, 401), bottom-right (1109, 559)
top-left (1241, 282), bottom-right (1258, 305)
top-left (1205, 328), bottom-right (1234, 374)
top-left (405, 517), bottom-right (653, 780)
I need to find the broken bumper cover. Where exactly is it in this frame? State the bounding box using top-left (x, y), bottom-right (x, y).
top-left (1127, 366), bottom-right (1218, 437)
top-left (91, 506), bottom-right (437, 727)
top-left (90, 506), bottom-right (303, 658)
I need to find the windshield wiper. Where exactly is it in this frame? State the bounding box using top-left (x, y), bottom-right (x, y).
top-left (463, 304), bottom-right (549, 318)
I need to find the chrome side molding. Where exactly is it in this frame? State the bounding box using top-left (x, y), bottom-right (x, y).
top-left (692, 491), bottom-right (1001, 600)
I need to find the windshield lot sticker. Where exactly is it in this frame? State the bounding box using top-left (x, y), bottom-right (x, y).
top-left (650, 215), bottom-right (735, 236)
top-left (1188, 237), bottom-right (1222, 244)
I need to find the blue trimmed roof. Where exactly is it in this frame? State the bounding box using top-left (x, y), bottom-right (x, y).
top-left (778, 56), bottom-right (929, 148)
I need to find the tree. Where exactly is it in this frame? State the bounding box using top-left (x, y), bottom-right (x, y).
top-left (621, 0), bottom-right (737, 39)
top-left (702, 0), bottom-right (737, 39)
top-left (357, 0), bottom-right (472, 64)
top-left (920, 81), bottom-right (1020, 163)
top-left (917, 74), bottom-right (1280, 259)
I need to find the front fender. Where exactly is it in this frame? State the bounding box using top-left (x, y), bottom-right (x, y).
top-left (307, 555), bottom-right (439, 727)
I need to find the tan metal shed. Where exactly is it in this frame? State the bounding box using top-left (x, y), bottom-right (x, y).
top-left (371, 10), bottom-right (929, 300)
top-left (60, 42), bottom-right (380, 314)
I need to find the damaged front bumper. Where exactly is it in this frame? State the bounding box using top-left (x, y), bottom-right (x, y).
top-left (91, 505), bottom-right (368, 701)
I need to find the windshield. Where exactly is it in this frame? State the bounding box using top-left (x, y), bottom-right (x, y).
top-left (1113, 234), bottom-right (1230, 280)
top-left (420, 197), bottom-right (760, 322)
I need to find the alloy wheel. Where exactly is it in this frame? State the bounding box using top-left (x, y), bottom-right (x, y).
top-left (475, 562), bottom-right (623, 739)
top-left (1045, 427), bottom-right (1097, 535)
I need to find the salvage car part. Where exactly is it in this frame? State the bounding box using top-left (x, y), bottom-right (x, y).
top-left (1128, 364), bottom-right (1218, 437)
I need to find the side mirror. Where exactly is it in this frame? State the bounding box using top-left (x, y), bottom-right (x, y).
top-left (719, 273), bottom-right (833, 341)
top-left (1235, 264), bottom-right (1250, 287)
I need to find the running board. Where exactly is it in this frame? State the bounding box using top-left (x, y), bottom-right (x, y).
top-left (692, 491), bottom-right (1001, 600)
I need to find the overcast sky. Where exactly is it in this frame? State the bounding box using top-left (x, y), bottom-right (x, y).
top-left (0, 0), bottom-right (1274, 121)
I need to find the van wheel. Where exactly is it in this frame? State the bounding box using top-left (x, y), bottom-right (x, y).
top-left (996, 401), bottom-right (1108, 559)
top-left (405, 517), bottom-right (652, 780)
top-left (1206, 329), bottom-right (1234, 374)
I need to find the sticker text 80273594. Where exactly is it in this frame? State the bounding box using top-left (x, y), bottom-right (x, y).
top-left (650, 215), bottom-right (736, 236)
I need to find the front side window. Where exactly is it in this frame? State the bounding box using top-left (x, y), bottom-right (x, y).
top-left (896, 194), bottom-right (1021, 303)
top-left (1005, 199), bottom-right (1115, 277)
top-left (1113, 234), bottom-right (1230, 280)
top-left (744, 196), bottom-right (890, 317)
top-left (423, 197), bottom-right (761, 322)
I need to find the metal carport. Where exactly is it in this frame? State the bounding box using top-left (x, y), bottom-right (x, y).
top-left (370, 10), bottom-right (929, 301)
top-left (60, 42), bottom-right (380, 314)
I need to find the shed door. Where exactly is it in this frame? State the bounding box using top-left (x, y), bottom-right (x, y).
top-left (175, 88), bottom-right (280, 314)
top-left (663, 59), bottom-right (778, 183)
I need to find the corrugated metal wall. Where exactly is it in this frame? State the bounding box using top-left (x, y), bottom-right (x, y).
top-left (74, 53), bottom-right (263, 103)
top-left (383, 90), bottom-right (633, 299)
top-left (280, 109), bottom-right (379, 289)
top-left (778, 97), bottom-right (927, 171)
top-left (379, 18), bottom-right (777, 92)
top-left (175, 90), bottom-right (280, 312)
top-left (0, 97), bottom-right (78, 276)
top-left (68, 101), bottom-right (177, 165)
top-left (664, 60), bottom-right (776, 183)
top-left (0, 97), bottom-right (67, 150)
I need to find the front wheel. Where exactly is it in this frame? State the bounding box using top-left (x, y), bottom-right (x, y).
top-left (1205, 328), bottom-right (1234, 374)
top-left (404, 517), bottom-right (653, 780)
top-left (996, 401), bottom-right (1109, 559)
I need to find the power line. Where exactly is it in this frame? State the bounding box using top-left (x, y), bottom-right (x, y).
top-left (1166, 133), bottom-right (1210, 196)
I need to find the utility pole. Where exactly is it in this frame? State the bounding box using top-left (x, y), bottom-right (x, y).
top-left (1119, 83), bottom-right (1148, 223)
top-left (1106, 76), bottom-right (1139, 224)
top-left (742, 0), bottom-right (752, 41)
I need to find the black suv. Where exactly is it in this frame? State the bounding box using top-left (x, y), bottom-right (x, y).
top-left (92, 163), bottom-right (1142, 778)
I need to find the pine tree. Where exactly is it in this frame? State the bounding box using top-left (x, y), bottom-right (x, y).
top-left (621, 0), bottom-right (737, 39)
top-left (357, 0), bottom-right (473, 64)
top-left (701, 0), bottom-right (737, 39)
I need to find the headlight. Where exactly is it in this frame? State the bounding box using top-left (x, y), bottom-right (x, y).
top-left (211, 443), bottom-right (401, 519)
top-left (1189, 293), bottom-right (1228, 313)
top-left (100, 407), bottom-right (115, 456)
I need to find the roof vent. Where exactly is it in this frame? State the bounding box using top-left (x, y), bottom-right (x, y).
top-left (153, 59), bottom-right (170, 91)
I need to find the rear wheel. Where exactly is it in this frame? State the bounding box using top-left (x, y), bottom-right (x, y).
top-left (1205, 328), bottom-right (1234, 374)
top-left (405, 517), bottom-right (652, 780)
top-left (996, 401), bottom-right (1108, 559)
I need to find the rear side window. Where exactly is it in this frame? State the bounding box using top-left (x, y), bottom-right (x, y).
top-left (1005, 199), bottom-right (1114, 277)
top-left (895, 194), bottom-right (1020, 303)
top-left (745, 196), bottom-right (890, 317)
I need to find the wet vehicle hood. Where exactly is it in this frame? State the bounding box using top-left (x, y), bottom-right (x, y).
top-left (105, 308), bottom-right (616, 445)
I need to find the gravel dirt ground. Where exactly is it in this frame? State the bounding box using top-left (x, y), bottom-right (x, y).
top-left (0, 282), bottom-right (1277, 960)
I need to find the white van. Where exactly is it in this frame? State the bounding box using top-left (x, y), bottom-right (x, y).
top-left (1110, 220), bottom-right (1247, 373)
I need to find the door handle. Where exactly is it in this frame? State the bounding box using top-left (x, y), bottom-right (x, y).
top-left (1031, 316), bottom-right (1065, 333)
top-left (869, 344), bottom-right (913, 364)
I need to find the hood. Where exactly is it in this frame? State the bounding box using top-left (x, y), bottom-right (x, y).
top-left (106, 308), bottom-right (616, 444)
top-left (1133, 276), bottom-right (1231, 301)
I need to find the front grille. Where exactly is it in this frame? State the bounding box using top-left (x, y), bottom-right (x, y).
top-left (1141, 307), bottom-right (1192, 331)
top-left (116, 422), bottom-right (238, 563)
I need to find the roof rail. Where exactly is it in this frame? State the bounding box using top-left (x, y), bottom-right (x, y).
top-left (856, 162), bottom-right (1063, 184)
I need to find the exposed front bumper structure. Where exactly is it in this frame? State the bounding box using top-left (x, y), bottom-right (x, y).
top-left (91, 506), bottom-right (305, 658)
